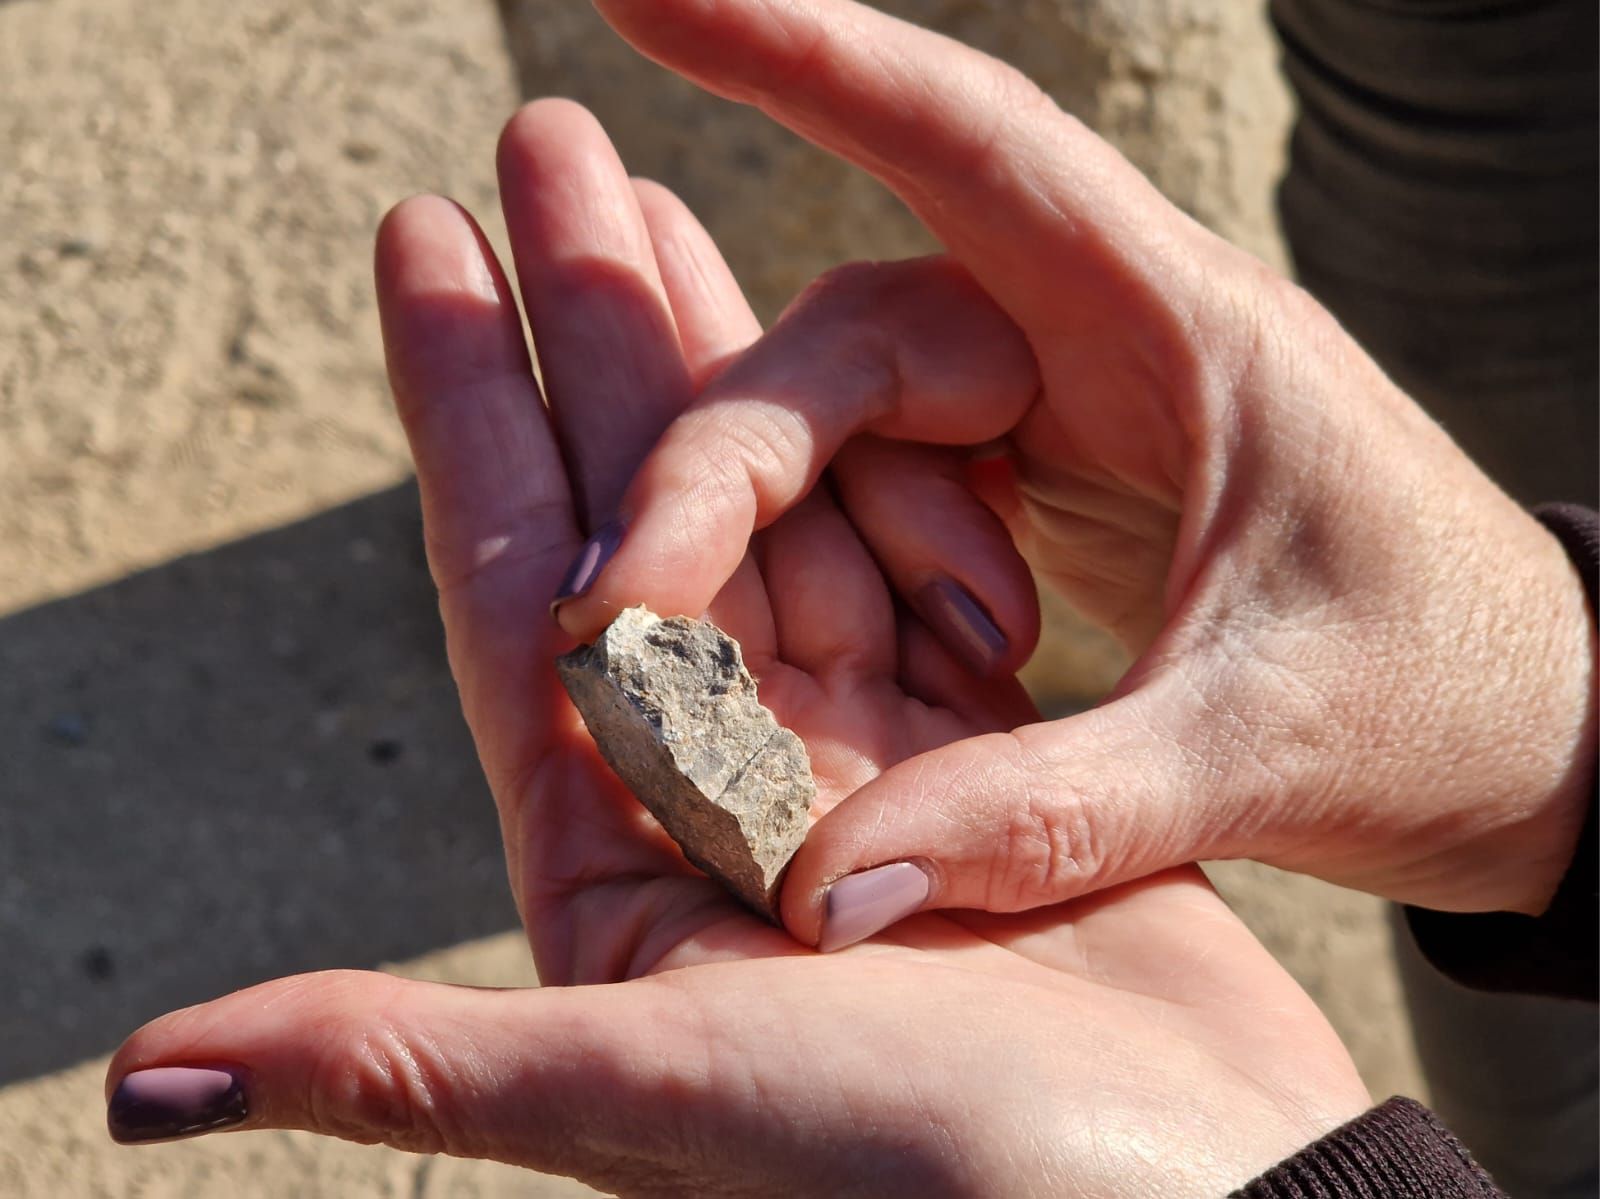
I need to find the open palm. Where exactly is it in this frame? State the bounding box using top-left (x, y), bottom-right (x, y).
top-left (107, 101), bottom-right (1369, 1197)
top-left (387, 99), bottom-right (1043, 986)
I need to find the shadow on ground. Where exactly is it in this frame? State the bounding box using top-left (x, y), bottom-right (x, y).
top-left (0, 484), bottom-right (519, 1085)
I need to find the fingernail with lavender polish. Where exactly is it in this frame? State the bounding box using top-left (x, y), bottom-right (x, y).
top-left (818, 861), bottom-right (931, 953)
top-left (915, 577), bottom-right (1008, 676)
top-left (550, 519), bottom-right (625, 615)
top-left (108, 1066), bottom-right (248, 1144)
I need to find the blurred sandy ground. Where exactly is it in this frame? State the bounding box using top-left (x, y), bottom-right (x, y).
top-left (0, 0), bottom-right (1422, 1194)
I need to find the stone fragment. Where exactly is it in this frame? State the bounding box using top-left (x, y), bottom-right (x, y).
top-left (556, 606), bottom-right (815, 920)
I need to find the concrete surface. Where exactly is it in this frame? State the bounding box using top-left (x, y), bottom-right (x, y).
top-left (0, 0), bottom-right (1423, 1194)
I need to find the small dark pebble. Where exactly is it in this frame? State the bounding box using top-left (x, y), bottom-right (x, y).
top-left (82, 946), bottom-right (115, 982)
top-left (368, 738), bottom-right (403, 765)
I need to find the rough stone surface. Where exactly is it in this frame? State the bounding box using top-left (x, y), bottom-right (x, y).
top-left (558, 608), bottom-right (815, 920)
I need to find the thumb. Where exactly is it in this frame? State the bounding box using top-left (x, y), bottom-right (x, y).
top-left (105, 969), bottom-right (707, 1186)
top-left (782, 690), bottom-right (1236, 951)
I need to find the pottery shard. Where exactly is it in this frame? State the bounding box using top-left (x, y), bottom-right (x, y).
top-left (555, 606), bottom-right (815, 921)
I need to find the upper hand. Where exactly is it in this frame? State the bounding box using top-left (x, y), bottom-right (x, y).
top-left (555, 0), bottom-right (1597, 943)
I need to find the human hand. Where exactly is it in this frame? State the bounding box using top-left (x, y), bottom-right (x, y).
top-left (105, 100), bottom-right (1371, 1198)
top-left (556, 0), bottom-right (1598, 944)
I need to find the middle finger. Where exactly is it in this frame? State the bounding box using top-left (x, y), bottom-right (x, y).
top-left (497, 99), bottom-right (694, 531)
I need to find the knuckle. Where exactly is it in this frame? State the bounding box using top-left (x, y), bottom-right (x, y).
top-left (992, 794), bottom-right (1095, 909)
top-left (987, 735), bottom-right (1104, 908)
top-left (783, 261), bottom-right (909, 362)
top-left (791, 261), bottom-right (886, 316)
top-left (985, 60), bottom-right (1053, 118)
top-left (678, 404), bottom-right (813, 518)
top-left (308, 997), bottom-right (466, 1156)
top-left (950, 64), bottom-right (1059, 180)
top-left (788, 259), bottom-right (942, 335)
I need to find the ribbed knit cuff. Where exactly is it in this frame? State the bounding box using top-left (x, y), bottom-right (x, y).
top-left (1231, 1098), bottom-right (1500, 1198)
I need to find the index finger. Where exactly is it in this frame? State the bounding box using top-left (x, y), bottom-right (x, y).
top-left (592, 0), bottom-right (1188, 323)
top-left (376, 196), bottom-right (578, 797)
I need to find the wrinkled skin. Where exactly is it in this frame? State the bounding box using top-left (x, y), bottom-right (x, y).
top-left (556, 0), bottom-right (1596, 943)
top-left (108, 94), bottom-right (1370, 1199)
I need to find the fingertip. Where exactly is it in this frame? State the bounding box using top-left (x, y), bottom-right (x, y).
top-left (107, 1064), bottom-right (251, 1145)
top-left (814, 861), bottom-right (932, 953)
top-left (912, 577), bottom-right (1013, 678)
top-left (780, 792), bottom-right (932, 952)
top-left (591, 0), bottom-right (816, 108)
top-left (375, 193), bottom-right (453, 275)
top-left (374, 191), bottom-right (435, 260)
top-left (376, 192), bottom-right (475, 244)
top-left (629, 175), bottom-right (679, 213)
top-left (627, 175), bottom-right (703, 242)
top-left (552, 594), bottom-right (619, 644)
top-left (100, 970), bottom-right (526, 1149)
top-left (105, 992), bottom-right (231, 1103)
top-left (497, 97), bottom-right (606, 170)
top-left (552, 446), bottom-right (761, 639)
top-left (374, 194), bottom-right (501, 306)
top-left (553, 577), bottom-right (714, 645)
top-left (777, 851), bottom-right (829, 950)
top-left (378, 189), bottom-right (460, 226)
top-left (832, 440), bottom-right (1040, 678)
top-left (590, 0), bottom-right (714, 57)
top-left (985, 577), bottom-right (1041, 679)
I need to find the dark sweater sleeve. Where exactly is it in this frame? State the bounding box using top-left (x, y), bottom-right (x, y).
top-left (1403, 504), bottom-right (1599, 1001)
top-left (1232, 1098), bottom-right (1501, 1198)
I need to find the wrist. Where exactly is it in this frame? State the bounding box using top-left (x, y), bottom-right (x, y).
top-left (1226, 439), bottom-right (1596, 915)
top-left (1458, 504), bottom-right (1596, 915)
